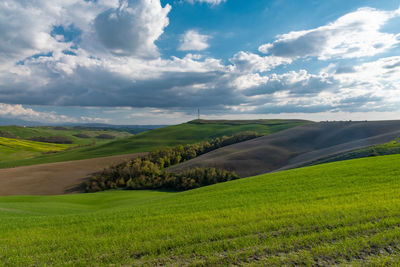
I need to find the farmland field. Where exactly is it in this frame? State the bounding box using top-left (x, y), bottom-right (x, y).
top-left (0, 137), bottom-right (71, 162)
top-left (1, 154), bottom-right (399, 265)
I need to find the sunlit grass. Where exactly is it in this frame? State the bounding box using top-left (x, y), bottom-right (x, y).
top-left (1, 154), bottom-right (399, 265)
top-left (0, 137), bottom-right (70, 152)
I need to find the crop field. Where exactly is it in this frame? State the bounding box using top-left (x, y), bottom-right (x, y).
top-left (1, 154), bottom-right (399, 265)
top-left (0, 137), bottom-right (70, 161)
top-left (0, 119), bottom-right (309, 169)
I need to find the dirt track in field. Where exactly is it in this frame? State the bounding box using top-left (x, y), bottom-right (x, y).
top-left (169, 121), bottom-right (400, 177)
top-left (0, 153), bottom-right (145, 196)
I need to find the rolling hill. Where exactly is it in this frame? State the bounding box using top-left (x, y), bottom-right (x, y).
top-left (1, 154), bottom-right (399, 265)
top-left (169, 120), bottom-right (400, 177)
top-left (0, 119), bottom-right (309, 169)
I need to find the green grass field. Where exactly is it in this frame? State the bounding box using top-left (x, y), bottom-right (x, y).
top-left (1, 154), bottom-right (399, 265)
top-left (0, 119), bottom-right (309, 169)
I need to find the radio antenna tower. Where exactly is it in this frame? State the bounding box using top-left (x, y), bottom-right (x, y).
top-left (197, 108), bottom-right (200, 120)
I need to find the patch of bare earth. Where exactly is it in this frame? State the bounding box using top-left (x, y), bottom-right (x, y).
top-left (0, 153), bottom-right (146, 196)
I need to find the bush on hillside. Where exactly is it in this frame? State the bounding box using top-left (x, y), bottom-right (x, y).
top-left (95, 134), bottom-right (115, 139)
top-left (73, 133), bottom-right (90, 138)
top-left (29, 136), bottom-right (73, 144)
top-left (85, 166), bottom-right (238, 192)
top-left (53, 126), bottom-right (68, 130)
top-left (0, 131), bottom-right (18, 139)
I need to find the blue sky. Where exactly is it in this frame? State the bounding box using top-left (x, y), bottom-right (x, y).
top-left (0, 0), bottom-right (399, 124)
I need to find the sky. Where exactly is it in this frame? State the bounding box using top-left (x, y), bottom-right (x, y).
top-left (0, 0), bottom-right (400, 125)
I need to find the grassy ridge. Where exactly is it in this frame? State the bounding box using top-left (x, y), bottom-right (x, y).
top-left (0, 120), bottom-right (309, 169)
top-left (1, 154), bottom-right (399, 265)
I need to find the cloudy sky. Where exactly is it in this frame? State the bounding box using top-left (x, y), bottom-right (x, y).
top-left (0, 0), bottom-right (400, 125)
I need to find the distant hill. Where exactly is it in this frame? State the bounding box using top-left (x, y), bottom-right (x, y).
top-left (0, 117), bottom-right (46, 126)
top-left (169, 120), bottom-right (400, 177)
top-left (0, 116), bottom-right (166, 134)
top-left (62, 123), bottom-right (166, 134)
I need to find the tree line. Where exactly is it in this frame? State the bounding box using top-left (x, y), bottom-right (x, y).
top-left (85, 131), bottom-right (261, 192)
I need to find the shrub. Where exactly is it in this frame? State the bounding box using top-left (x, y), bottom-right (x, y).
top-left (0, 131), bottom-right (18, 138)
top-left (29, 136), bottom-right (73, 144)
top-left (95, 134), bottom-right (115, 139)
top-left (53, 126), bottom-right (68, 130)
top-left (85, 167), bottom-right (238, 192)
top-left (73, 133), bottom-right (90, 138)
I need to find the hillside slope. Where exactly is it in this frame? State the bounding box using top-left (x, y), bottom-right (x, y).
top-left (1, 155), bottom-right (399, 265)
top-left (170, 120), bottom-right (400, 177)
top-left (0, 119), bottom-right (309, 168)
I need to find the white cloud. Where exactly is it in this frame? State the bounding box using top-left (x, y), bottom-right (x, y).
top-left (178, 30), bottom-right (211, 51)
top-left (231, 55), bottom-right (400, 114)
top-left (0, 1), bottom-right (115, 68)
top-left (0, 103), bottom-right (111, 124)
top-left (0, 103), bottom-right (77, 123)
top-left (79, 116), bottom-right (110, 124)
top-left (230, 51), bottom-right (292, 73)
top-left (94, 0), bottom-right (171, 58)
top-left (186, 0), bottom-right (226, 5)
top-left (259, 7), bottom-right (400, 60)
top-left (0, 0), bottom-right (171, 66)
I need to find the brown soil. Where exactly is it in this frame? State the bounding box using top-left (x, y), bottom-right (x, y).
top-left (169, 121), bottom-right (400, 177)
top-left (0, 153), bottom-right (145, 196)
